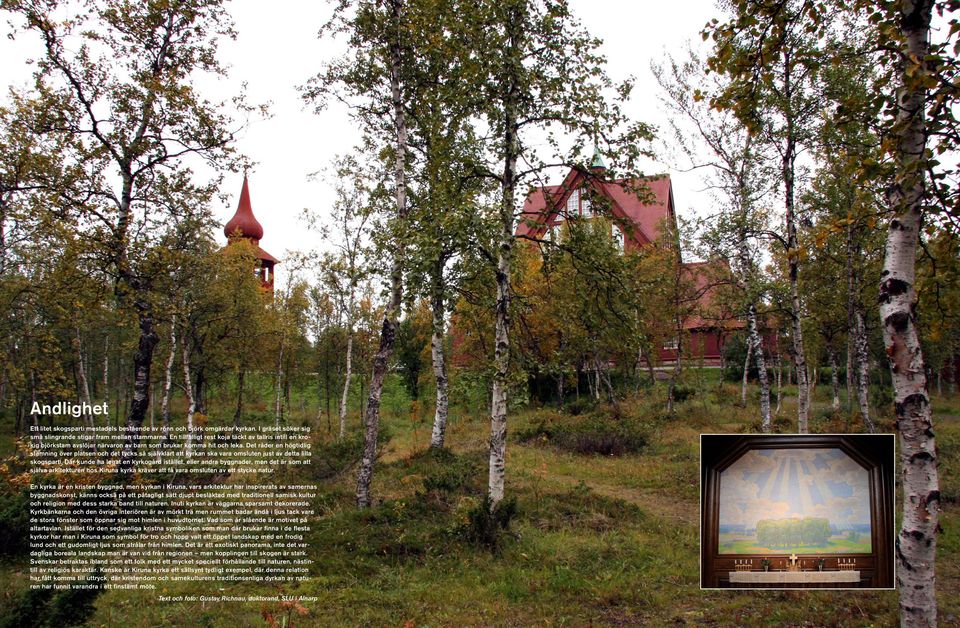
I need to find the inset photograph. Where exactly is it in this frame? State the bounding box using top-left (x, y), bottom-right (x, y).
top-left (700, 434), bottom-right (894, 589)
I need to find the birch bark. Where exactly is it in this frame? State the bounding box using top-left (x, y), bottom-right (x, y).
top-left (486, 3), bottom-right (522, 510)
top-left (880, 2), bottom-right (939, 625)
top-left (746, 304), bottom-right (771, 431)
top-left (829, 347), bottom-right (840, 412)
top-left (161, 315), bottom-right (176, 441)
top-left (338, 313), bottom-right (353, 440)
top-left (781, 48), bottom-right (810, 433)
top-left (429, 282), bottom-right (449, 449)
top-left (181, 325), bottom-right (195, 458)
top-left (74, 327), bottom-right (94, 428)
top-left (740, 340), bottom-right (752, 406)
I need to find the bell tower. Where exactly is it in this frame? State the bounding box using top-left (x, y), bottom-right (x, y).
top-left (224, 175), bottom-right (279, 291)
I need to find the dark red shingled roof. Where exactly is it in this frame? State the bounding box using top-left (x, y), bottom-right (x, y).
top-left (255, 245), bottom-right (279, 264)
top-left (516, 173), bottom-right (675, 247)
top-left (224, 175), bottom-right (265, 241)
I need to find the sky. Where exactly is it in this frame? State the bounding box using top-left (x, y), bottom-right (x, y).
top-left (0, 0), bottom-right (722, 284)
top-left (719, 448), bottom-right (871, 529)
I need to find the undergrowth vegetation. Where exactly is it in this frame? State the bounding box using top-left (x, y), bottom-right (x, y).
top-left (1, 373), bottom-right (958, 625)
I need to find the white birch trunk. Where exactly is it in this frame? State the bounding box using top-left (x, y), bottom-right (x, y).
top-left (853, 307), bottom-right (875, 431)
top-left (102, 337), bottom-right (109, 413)
top-left (781, 48), bottom-right (810, 433)
top-left (487, 4), bottom-right (522, 510)
top-left (746, 305), bottom-right (771, 431)
top-left (829, 347), bottom-right (840, 413)
top-left (339, 329), bottom-right (353, 440)
top-left (775, 350), bottom-right (783, 414)
top-left (161, 315), bottom-right (176, 441)
top-left (275, 333), bottom-right (285, 427)
top-left (74, 327), bottom-right (94, 428)
top-left (593, 357), bottom-right (601, 400)
top-left (740, 340), bottom-right (752, 406)
top-left (882, 2), bottom-right (939, 625)
top-left (429, 285), bottom-right (449, 449)
top-left (846, 221), bottom-right (857, 411)
top-left (488, 236), bottom-right (512, 506)
top-left (181, 329), bottom-right (195, 458)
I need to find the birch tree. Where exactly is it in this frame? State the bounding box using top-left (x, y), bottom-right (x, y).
top-left (315, 161), bottom-right (371, 440)
top-left (655, 50), bottom-right (773, 430)
top-left (873, 1), bottom-right (940, 624)
top-left (471, 0), bottom-right (649, 508)
top-left (706, 0), bottom-right (824, 432)
top-left (3, 0), bottom-right (244, 470)
top-left (307, 0), bottom-right (415, 507)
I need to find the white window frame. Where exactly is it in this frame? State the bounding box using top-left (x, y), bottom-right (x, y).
top-left (565, 188), bottom-right (580, 217)
top-left (612, 223), bottom-right (624, 251)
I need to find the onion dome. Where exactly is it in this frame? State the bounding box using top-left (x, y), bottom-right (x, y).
top-left (224, 175), bottom-right (264, 242)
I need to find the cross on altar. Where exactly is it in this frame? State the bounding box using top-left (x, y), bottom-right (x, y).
top-left (789, 554), bottom-right (798, 567)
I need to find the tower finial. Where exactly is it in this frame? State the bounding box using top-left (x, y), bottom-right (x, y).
top-left (590, 144), bottom-right (607, 172)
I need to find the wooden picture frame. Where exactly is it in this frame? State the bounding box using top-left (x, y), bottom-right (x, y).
top-left (700, 434), bottom-right (895, 589)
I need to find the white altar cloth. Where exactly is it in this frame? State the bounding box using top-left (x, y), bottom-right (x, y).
top-left (729, 570), bottom-right (860, 584)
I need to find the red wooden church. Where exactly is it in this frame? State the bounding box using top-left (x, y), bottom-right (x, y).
top-left (224, 175), bottom-right (279, 291)
top-left (516, 155), bottom-right (740, 365)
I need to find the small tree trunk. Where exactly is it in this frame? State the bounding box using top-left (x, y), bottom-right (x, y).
top-left (339, 330), bottom-right (353, 440)
top-left (666, 340), bottom-right (682, 415)
top-left (846, 221), bottom-right (857, 411)
top-left (161, 316), bottom-right (176, 441)
top-left (30, 370), bottom-right (37, 428)
top-left (182, 331), bottom-right (195, 458)
top-left (593, 357), bottom-right (601, 400)
top-left (234, 370), bottom-right (245, 428)
top-left (429, 281), bottom-right (449, 449)
top-left (74, 327), bottom-right (94, 428)
top-left (775, 350), bottom-right (783, 415)
top-left (102, 337), bottom-right (109, 404)
top-left (118, 305), bottom-right (159, 474)
top-left (740, 340), bottom-right (752, 406)
top-left (194, 365), bottom-right (206, 416)
top-left (829, 347), bottom-right (840, 413)
top-left (274, 337), bottom-right (285, 427)
top-left (853, 307), bottom-right (874, 432)
top-left (747, 305), bottom-right (771, 431)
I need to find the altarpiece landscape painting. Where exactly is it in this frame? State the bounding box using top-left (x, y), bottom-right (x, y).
top-left (718, 449), bottom-right (872, 555)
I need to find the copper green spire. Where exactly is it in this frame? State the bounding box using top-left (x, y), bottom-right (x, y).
top-left (590, 145), bottom-right (606, 171)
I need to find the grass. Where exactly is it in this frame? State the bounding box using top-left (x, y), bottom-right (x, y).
top-left (1, 372), bottom-right (959, 626)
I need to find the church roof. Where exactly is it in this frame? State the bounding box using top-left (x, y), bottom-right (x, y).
top-left (224, 175), bottom-right (265, 241)
top-left (516, 172), bottom-right (675, 245)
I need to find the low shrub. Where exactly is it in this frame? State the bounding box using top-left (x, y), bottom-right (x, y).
top-left (310, 427), bottom-right (392, 480)
top-left (460, 496), bottom-right (518, 553)
top-left (518, 415), bottom-right (647, 456)
top-left (0, 490), bottom-right (30, 557)
top-left (670, 384), bottom-right (695, 403)
top-left (564, 397), bottom-right (596, 416)
top-left (1, 567), bottom-right (103, 628)
top-left (421, 449), bottom-right (481, 495)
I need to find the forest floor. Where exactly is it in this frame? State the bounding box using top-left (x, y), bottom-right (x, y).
top-left (2, 375), bottom-right (959, 627)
